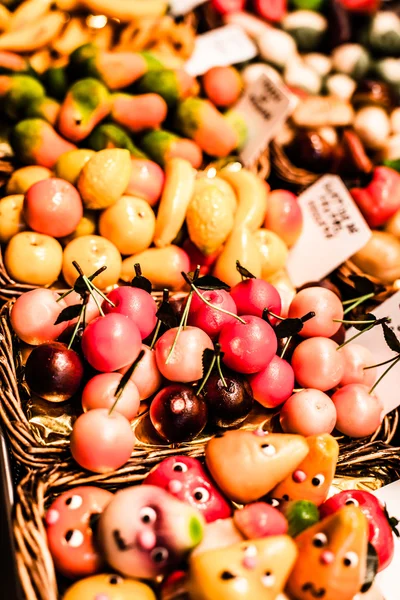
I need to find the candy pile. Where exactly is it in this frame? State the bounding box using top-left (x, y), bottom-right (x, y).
top-left (45, 429), bottom-right (397, 600)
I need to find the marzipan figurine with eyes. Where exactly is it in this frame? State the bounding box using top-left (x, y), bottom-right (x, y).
top-left (45, 486), bottom-right (113, 579)
top-left (144, 456), bottom-right (232, 523)
top-left (205, 429), bottom-right (309, 504)
top-left (286, 506), bottom-right (368, 600)
top-left (188, 536), bottom-right (297, 600)
top-left (63, 573), bottom-right (156, 600)
top-left (271, 434), bottom-right (339, 506)
top-left (98, 485), bottom-right (205, 580)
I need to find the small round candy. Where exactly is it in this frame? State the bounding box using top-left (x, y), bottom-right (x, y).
top-left (187, 289), bottom-right (238, 339)
top-left (82, 373), bottom-right (140, 422)
top-left (24, 178), bottom-right (83, 238)
top-left (119, 344), bottom-right (162, 401)
top-left (280, 389), bottom-right (337, 436)
top-left (288, 287), bottom-right (343, 338)
top-left (332, 384), bottom-right (383, 438)
top-left (155, 326), bottom-right (213, 383)
top-left (102, 286), bottom-right (158, 341)
top-left (338, 344), bottom-right (377, 387)
top-left (248, 355), bottom-right (295, 408)
top-left (45, 486), bottom-right (113, 579)
top-left (10, 288), bottom-right (68, 345)
top-left (291, 337), bottom-right (344, 391)
top-left (230, 278), bottom-right (282, 321)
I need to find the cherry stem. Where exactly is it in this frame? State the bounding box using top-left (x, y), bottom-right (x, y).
top-left (301, 311), bottom-right (315, 322)
top-left (264, 309), bottom-right (284, 321)
top-left (216, 352), bottom-right (227, 388)
top-left (196, 354), bottom-right (216, 396)
top-left (165, 292), bottom-right (193, 365)
top-left (369, 355), bottom-right (400, 395)
top-left (109, 349), bottom-right (145, 415)
top-left (333, 319), bottom-right (376, 324)
top-left (343, 292), bottom-right (374, 315)
top-left (364, 356), bottom-right (400, 370)
top-left (150, 320), bottom-right (162, 350)
top-left (134, 263), bottom-right (142, 277)
top-left (67, 293), bottom-right (90, 350)
top-left (336, 322), bottom-right (376, 349)
top-left (83, 275), bottom-right (105, 316)
top-left (280, 336), bottom-right (292, 360)
top-left (56, 288), bottom-right (73, 302)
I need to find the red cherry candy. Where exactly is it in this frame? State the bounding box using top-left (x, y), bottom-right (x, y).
top-left (248, 355), bottom-right (295, 408)
top-left (82, 372), bottom-right (140, 421)
top-left (187, 289), bottom-right (238, 339)
top-left (102, 286), bottom-right (157, 340)
top-left (230, 278), bottom-right (282, 322)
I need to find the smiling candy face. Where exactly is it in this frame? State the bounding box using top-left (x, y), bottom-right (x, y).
top-left (144, 456), bottom-right (232, 523)
top-left (189, 536), bottom-right (298, 600)
top-left (270, 434), bottom-right (339, 506)
top-left (205, 430), bottom-right (309, 504)
top-left (286, 506), bottom-right (368, 600)
top-left (45, 486), bottom-right (113, 579)
top-left (98, 485), bottom-right (205, 580)
top-left (63, 573), bottom-right (156, 600)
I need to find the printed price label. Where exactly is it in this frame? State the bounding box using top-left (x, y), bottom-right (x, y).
top-left (374, 480), bottom-right (400, 600)
top-left (235, 73), bottom-right (293, 167)
top-left (184, 25), bottom-right (258, 76)
top-left (169, 0), bottom-right (208, 16)
top-left (287, 175), bottom-right (372, 287)
top-left (345, 290), bottom-right (400, 416)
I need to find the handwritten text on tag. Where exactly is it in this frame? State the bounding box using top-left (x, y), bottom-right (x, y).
top-left (169, 0), bottom-right (208, 16)
top-left (345, 290), bottom-right (400, 416)
top-left (184, 25), bottom-right (257, 77)
top-left (235, 73), bottom-right (293, 167)
top-left (287, 175), bottom-right (372, 287)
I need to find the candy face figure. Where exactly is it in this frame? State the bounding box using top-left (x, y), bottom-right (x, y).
top-left (205, 430), bottom-right (309, 504)
top-left (45, 486), bottom-right (113, 579)
top-left (144, 456), bottom-right (232, 523)
top-left (98, 485), bottom-right (205, 580)
top-left (320, 490), bottom-right (396, 572)
top-left (270, 434), bottom-right (339, 506)
top-left (63, 573), bottom-right (156, 600)
top-left (286, 506), bottom-right (368, 600)
top-left (188, 536), bottom-right (298, 600)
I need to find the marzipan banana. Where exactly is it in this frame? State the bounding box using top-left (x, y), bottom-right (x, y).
top-left (219, 165), bottom-right (269, 232)
top-left (10, 0), bottom-right (54, 31)
top-left (0, 11), bottom-right (65, 52)
top-left (154, 157), bottom-right (195, 248)
top-left (80, 0), bottom-right (167, 21)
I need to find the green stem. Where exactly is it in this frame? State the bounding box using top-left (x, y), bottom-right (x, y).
top-left (364, 356), bottom-right (399, 370)
top-left (280, 336), bottom-right (292, 360)
top-left (342, 293), bottom-right (375, 305)
top-left (336, 323), bottom-right (375, 350)
top-left (333, 319), bottom-right (376, 325)
top-left (165, 292), bottom-right (193, 365)
top-left (343, 293), bottom-right (374, 315)
top-left (87, 282), bottom-right (115, 307)
top-left (191, 285), bottom-right (246, 324)
top-left (150, 319), bottom-right (162, 350)
top-left (196, 355), bottom-right (216, 396)
top-left (56, 289), bottom-right (73, 302)
top-left (264, 309), bottom-right (285, 321)
top-left (369, 355), bottom-right (400, 395)
top-left (68, 309), bottom-right (83, 350)
top-left (84, 276), bottom-right (104, 316)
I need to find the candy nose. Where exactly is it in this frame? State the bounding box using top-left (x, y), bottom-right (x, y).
top-left (168, 479), bottom-right (183, 494)
top-left (292, 470), bottom-right (307, 483)
top-left (320, 551), bottom-right (334, 565)
top-left (137, 529), bottom-right (157, 551)
top-left (242, 556), bottom-right (257, 569)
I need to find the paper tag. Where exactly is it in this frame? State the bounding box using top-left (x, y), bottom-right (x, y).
top-left (235, 73), bottom-right (293, 167)
top-left (286, 175), bottom-right (372, 287)
top-left (169, 0), bottom-right (208, 16)
top-left (373, 480), bottom-right (400, 600)
top-left (184, 25), bottom-right (258, 77)
top-left (345, 290), bottom-right (400, 416)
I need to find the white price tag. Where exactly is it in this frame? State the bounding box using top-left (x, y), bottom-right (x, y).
top-left (184, 25), bottom-right (258, 77)
top-left (345, 290), bottom-right (400, 416)
top-left (287, 175), bottom-right (372, 287)
top-left (235, 73), bottom-right (293, 167)
top-left (169, 0), bottom-right (208, 16)
top-left (373, 480), bottom-right (400, 600)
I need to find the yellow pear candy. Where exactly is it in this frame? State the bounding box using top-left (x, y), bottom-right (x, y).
top-left (186, 179), bottom-right (234, 256)
top-left (121, 245), bottom-right (189, 291)
top-left (213, 228), bottom-right (262, 286)
top-left (62, 235), bottom-right (121, 289)
top-left (189, 536), bottom-right (298, 600)
top-left (6, 165), bottom-right (52, 194)
top-left (77, 148), bottom-right (132, 210)
top-left (255, 228), bottom-right (289, 278)
top-left (195, 175), bottom-right (237, 214)
top-left (0, 194), bottom-right (26, 243)
top-left (55, 149), bottom-right (95, 185)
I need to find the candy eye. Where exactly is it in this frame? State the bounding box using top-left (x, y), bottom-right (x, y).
top-left (261, 571), bottom-right (275, 588)
top-left (151, 547), bottom-right (169, 564)
top-left (345, 498), bottom-right (359, 507)
top-left (192, 487), bottom-right (210, 503)
top-left (109, 575), bottom-right (123, 585)
top-left (65, 495), bottom-right (83, 509)
top-left (343, 552), bottom-right (359, 567)
top-left (173, 462), bottom-right (188, 473)
top-left (311, 475), bottom-right (325, 487)
top-left (265, 498), bottom-right (280, 508)
top-left (261, 444), bottom-right (276, 456)
top-left (220, 571), bottom-right (236, 580)
top-left (139, 507), bottom-right (157, 524)
top-left (312, 533), bottom-right (328, 548)
top-left (64, 529), bottom-right (84, 547)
